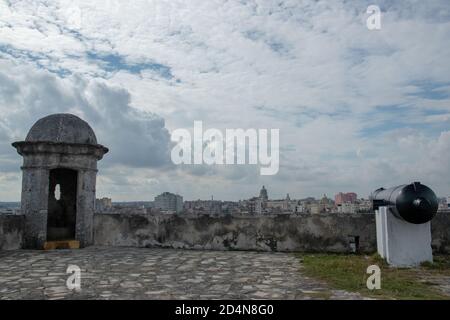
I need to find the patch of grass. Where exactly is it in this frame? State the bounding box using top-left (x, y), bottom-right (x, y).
top-left (421, 255), bottom-right (450, 274)
top-left (297, 253), bottom-right (450, 300)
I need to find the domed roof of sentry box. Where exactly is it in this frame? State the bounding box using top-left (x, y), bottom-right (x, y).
top-left (25, 113), bottom-right (98, 145)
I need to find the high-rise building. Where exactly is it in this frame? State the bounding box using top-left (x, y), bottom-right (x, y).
top-left (335, 192), bottom-right (357, 205)
top-left (154, 192), bottom-right (183, 213)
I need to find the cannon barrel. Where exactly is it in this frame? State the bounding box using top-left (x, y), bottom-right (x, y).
top-left (371, 182), bottom-right (438, 224)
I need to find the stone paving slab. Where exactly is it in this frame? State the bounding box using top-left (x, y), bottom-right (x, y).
top-left (0, 247), bottom-right (366, 300)
top-left (418, 273), bottom-right (450, 297)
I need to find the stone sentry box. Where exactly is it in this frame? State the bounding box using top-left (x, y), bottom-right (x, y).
top-left (12, 114), bottom-right (108, 249)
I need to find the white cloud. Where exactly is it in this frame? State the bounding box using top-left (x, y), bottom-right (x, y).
top-left (0, 59), bottom-right (173, 199)
top-left (0, 0), bottom-right (449, 200)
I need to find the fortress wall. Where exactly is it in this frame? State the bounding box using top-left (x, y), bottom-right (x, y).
top-left (93, 212), bottom-right (450, 253)
top-left (0, 215), bottom-right (24, 250)
top-left (93, 213), bottom-right (378, 253)
top-left (1, 211), bottom-right (448, 253)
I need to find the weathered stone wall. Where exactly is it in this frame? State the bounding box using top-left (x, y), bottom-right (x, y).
top-left (94, 213), bottom-right (378, 253)
top-left (2, 211), bottom-right (448, 253)
top-left (0, 215), bottom-right (24, 250)
top-left (431, 211), bottom-right (450, 253)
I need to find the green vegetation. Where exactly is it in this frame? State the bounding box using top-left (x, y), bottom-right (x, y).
top-left (297, 253), bottom-right (450, 300)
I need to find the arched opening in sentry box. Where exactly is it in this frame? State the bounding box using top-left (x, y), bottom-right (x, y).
top-left (47, 168), bottom-right (78, 241)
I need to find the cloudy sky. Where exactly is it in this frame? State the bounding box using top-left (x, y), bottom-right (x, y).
top-left (0, 0), bottom-right (449, 201)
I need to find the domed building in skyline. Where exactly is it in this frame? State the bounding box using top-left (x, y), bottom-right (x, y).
top-left (259, 185), bottom-right (268, 202)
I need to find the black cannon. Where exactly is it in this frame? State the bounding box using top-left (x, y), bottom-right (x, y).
top-left (371, 182), bottom-right (438, 224)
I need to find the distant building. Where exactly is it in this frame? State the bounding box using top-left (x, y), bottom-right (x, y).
top-left (243, 197), bottom-right (259, 215)
top-left (255, 198), bottom-right (265, 215)
top-left (184, 199), bottom-right (222, 215)
top-left (113, 201), bottom-right (153, 209)
top-left (154, 192), bottom-right (183, 213)
top-left (0, 202), bottom-right (20, 215)
top-left (437, 197), bottom-right (447, 210)
top-left (294, 203), bottom-right (306, 213)
top-left (309, 194), bottom-right (334, 214)
top-left (259, 186), bottom-right (268, 202)
top-left (221, 201), bottom-right (239, 215)
top-left (335, 192), bottom-right (357, 205)
top-left (266, 194), bottom-right (294, 212)
top-left (310, 203), bottom-right (321, 214)
top-left (0, 208), bottom-right (20, 215)
top-left (356, 199), bottom-right (373, 213)
top-left (337, 202), bottom-right (358, 214)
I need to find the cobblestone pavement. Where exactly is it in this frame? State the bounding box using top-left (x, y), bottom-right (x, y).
top-left (419, 273), bottom-right (450, 297)
top-left (0, 247), bottom-right (366, 300)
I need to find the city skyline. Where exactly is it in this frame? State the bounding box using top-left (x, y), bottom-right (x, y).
top-left (0, 1), bottom-right (450, 201)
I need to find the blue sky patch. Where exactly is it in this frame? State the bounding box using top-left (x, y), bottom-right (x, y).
top-left (86, 51), bottom-right (174, 79)
top-left (0, 44), bottom-right (71, 77)
top-left (407, 81), bottom-right (450, 100)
